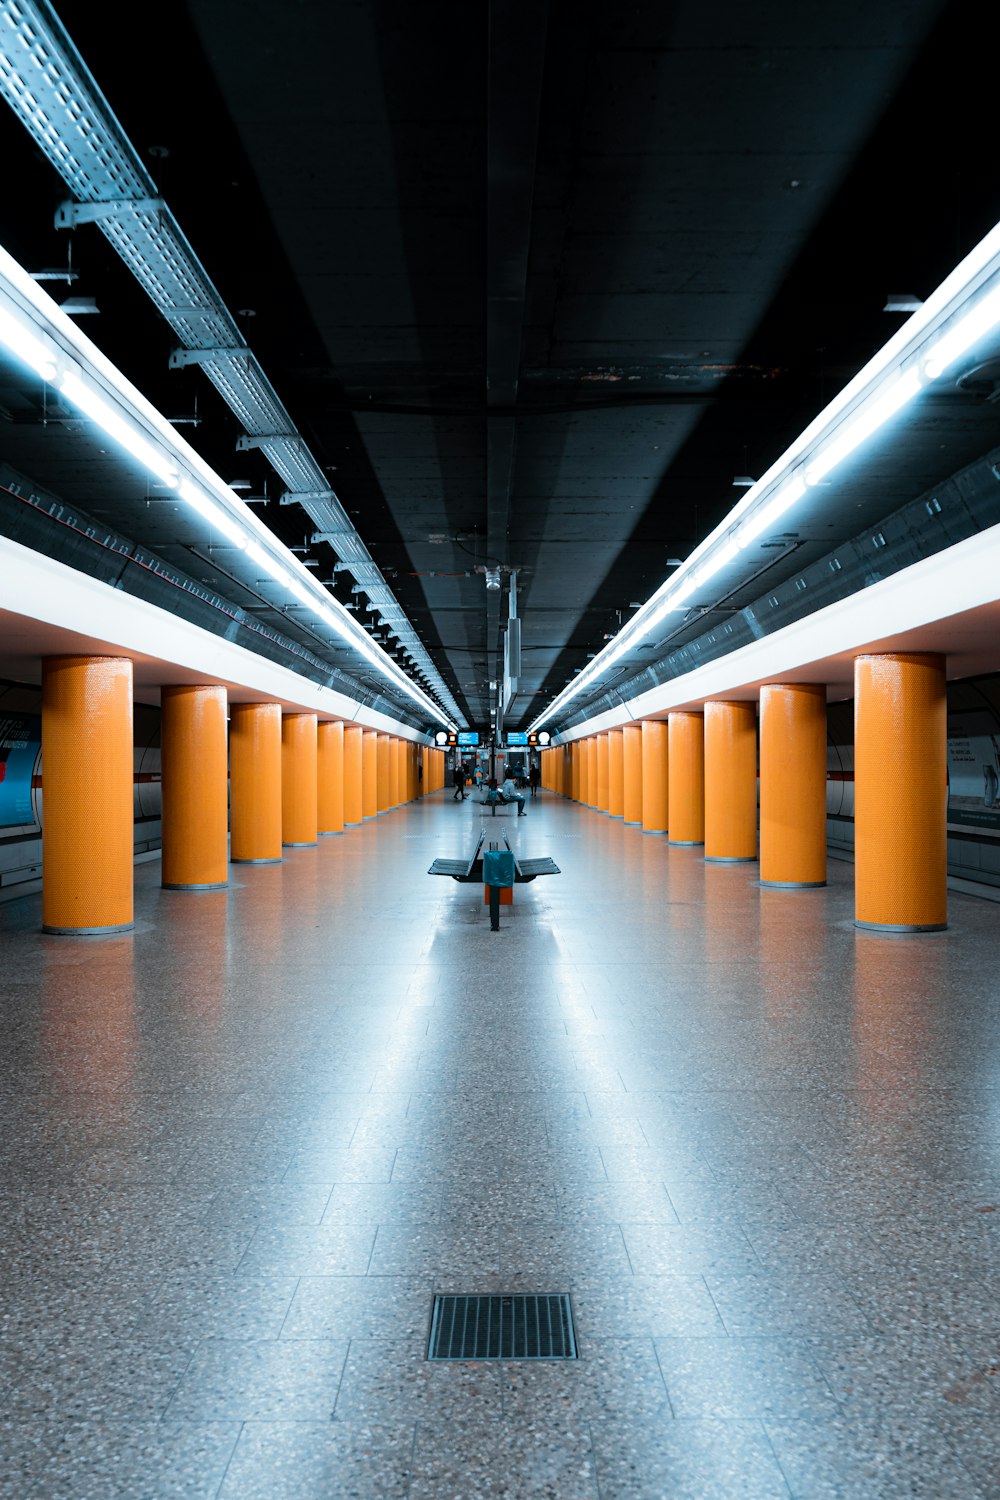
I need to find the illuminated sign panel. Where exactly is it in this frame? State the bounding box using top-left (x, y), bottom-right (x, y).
top-left (506, 731), bottom-right (528, 746)
top-left (457, 731), bottom-right (480, 746)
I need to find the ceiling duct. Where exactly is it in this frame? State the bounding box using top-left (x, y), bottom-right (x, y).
top-left (0, 0), bottom-right (463, 725)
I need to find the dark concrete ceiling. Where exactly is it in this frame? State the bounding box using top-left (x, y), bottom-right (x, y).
top-left (1, 0), bottom-right (998, 731)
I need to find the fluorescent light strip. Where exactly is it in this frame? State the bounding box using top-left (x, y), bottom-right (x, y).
top-left (530, 216), bottom-right (1000, 732)
top-left (0, 242), bottom-right (455, 729)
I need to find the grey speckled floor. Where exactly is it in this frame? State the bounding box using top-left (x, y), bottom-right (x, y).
top-left (2, 789), bottom-right (1000, 1498)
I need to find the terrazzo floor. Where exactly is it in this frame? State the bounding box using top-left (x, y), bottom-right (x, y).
top-left (1, 789), bottom-right (999, 1497)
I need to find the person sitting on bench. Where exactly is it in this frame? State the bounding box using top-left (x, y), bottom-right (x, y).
top-left (501, 773), bottom-right (526, 815)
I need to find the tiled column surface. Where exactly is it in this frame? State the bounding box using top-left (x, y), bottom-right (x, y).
top-left (393, 738), bottom-right (406, 806)
top-left (641, 718), bottom-right (668, 834)
top-left (623, 721), bottom-right (642, 825)
top-left (160, 684), bottom-right (229, 890)
top-left (855, 651), bottom-right (947, 932)
top-left (3, 793), bottom-right (998, 1497)
top-left (40, 654), bottom-right (134, 934)
top-left (343, 724), bottom-right (364, 826)
top-left (362, 731), bottom-right (379, 818)
top-left (596, 733), bottom-right (610, 813)
top-left (377, 735), bottom-right (391, 813)
top-left (668, 710), bottom-right (705, 846)
top-left (759, 683), bottom-right (827, 888)
top-left (281, 712), bottom-right (318, 848)
top-left (317, 720), bottom-right (345, 836)
top-left (229, 702), bottom-right (283, 865)
top-left (571, 741), bottom-right (582, 802)
top-left (586, 737), bottom-right (598, 808)
top-left (608, 728), bottom-right (624, 818)
top-left (704, 700), bottom-right (758, 864)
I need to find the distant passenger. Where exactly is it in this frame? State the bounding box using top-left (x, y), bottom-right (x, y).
top-left (452, 763), bottom-right (467, 801)
top-left (529, 763), bottom-right (540, 797)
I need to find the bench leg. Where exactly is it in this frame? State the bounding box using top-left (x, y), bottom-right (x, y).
top-left (489, 885), bottom-right (500, 931)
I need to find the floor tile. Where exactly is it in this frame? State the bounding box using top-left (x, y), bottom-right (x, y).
top-left (164, 1339), bottom-right (350, 1421)
top-left (3, 797), bottom-right (1000, 1494)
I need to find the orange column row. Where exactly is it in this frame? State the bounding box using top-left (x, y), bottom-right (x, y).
top-left (556, 651), bottom-right (947, 933)
top-left (40, 657), bottom-right (426, 935)
top-left (39, 654), bottom-right (944, 937)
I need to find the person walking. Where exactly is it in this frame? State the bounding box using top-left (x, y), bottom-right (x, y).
top-left (529, 762), bottom-right (540, 798)
top-left (452, 762), bottom-right (467, 800)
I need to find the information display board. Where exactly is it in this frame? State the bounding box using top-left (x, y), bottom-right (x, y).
top-left (457, 731), bottom-right (480, 746)
top-left (505, 731), bottom-right (528, 746)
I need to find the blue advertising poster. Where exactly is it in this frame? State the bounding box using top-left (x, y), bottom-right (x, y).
top-left (0, 713), bottom-right (40, 829)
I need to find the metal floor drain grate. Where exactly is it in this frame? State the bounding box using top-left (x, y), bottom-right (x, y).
top-left (427, 1294), bottom-right (577, 1361)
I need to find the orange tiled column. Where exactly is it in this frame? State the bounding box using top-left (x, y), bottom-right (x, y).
top-left (362, 730), bottom-right (379, 817)
top-left (282, 712), bottom-right (318, 847)
top-left (587, 737), bottom-right (598, 807)
top-left (704, 700), bottom-right (758, 863)
top-left (41, 655), bottom-right (134, 934)
top-left (318, 719), bottom-right (345, 835)
top-left (668, 711), bottom-right (704, 845)
top-left (393, 737), bottom-right (406, 804)
top-left (641, 719), bottom-right (668, 834)
top-left (596, 733), bottom-right (610, 812)
top-left (230, 702), bottom-right (283, 863)
top-left (608, 728), bottom-right (624, 818)
top-left (623, 722), bottom-right (642, 825)
top-left (377, 734), bottom-right (390, 812)
top-left (759, 684), bottom-right (827, 888)
top-left (343, 724), bottom-right (364, 825)
top-left (161, 684), bottom-right (228, 889)
top-left (855, 653), bottom-right (947, 931)
top-left (571, 741), bottom-right (582, 801)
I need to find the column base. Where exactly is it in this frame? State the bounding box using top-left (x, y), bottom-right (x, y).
top-left (231, 856), bottom-right (282, 865)
top-left (319, 829), bottom-right (345, 837)
top-left (43, 921), bottom-right (134, 936)
top-left (760, 879), bottom-right (827, 889)
top-left (642, 828), bottom-right (667, 835)
top-left (624, 819), bottom-right (641, 826)
top-left (162, 881), bottom-right (228, 891)
top-left (705, 855), bottom-right (756, 864)
top-left (669, 839), bottom-right (704, 847)
top-left (855, 918), bottom-right (947, 933)
top-left (282, 841), bottom-right (318, 848)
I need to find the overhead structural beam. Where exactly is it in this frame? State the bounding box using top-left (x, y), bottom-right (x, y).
top-left (486, 0), bottom-right (550, 711)
top-left (0, 0), bottom-right (463, 725)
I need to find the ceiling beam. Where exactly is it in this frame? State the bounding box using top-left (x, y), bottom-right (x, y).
top-left (486, 0), bottom-right (550, 726)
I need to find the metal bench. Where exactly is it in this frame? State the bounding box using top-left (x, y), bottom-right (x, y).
top-left (428, 828), bottom-right (560, 928)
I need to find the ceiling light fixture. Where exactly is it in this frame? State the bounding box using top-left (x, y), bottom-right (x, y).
top-left (529, 213), bottom-right (1000, 732)
top-left (0, 241), bottom-right (456, 729)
